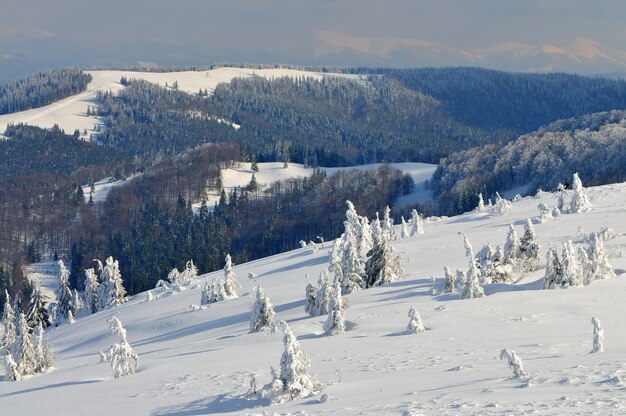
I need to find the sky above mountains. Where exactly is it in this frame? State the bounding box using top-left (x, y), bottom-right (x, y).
top-left (2, 0), bottom-right (626, 81)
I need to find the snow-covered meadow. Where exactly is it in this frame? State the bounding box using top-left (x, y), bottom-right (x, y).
top-left (3, 179), bottom-right (626, 415)
top-left (0, 68), bottom-right (365, 139)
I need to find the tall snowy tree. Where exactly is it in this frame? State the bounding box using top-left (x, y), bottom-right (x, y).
top-left (410, 208), bottom-right (424, 236)
top-left (26, 277), bottom-right (50, 329)
top-left (406, 307), bottom-right (425, 334)
top-left (543, 246), bottom-right (562, 290)
top-left (268, 320), bottom-right (319, 403)
top-left (83, 268), bottom-right (99, 314)
top-left (400, 216), bottom-right (409, 239)
top-left (359, 216), bottom-right (373, 256)
top-left (476, 193), bottom-right (486, 213)
top-left (324, 280), bottom-right (346, 336)
top-left (561, 240), bottom-right (583, 288)
top-left (443, 266), bottom-right (455, 293)
top-left (1, 290), bottom-right (17, 361)
top-left (519, 219), bottom-right (540, 272)
top-left (223, 254), bottom-right (240, 298)
top-left (364, 232), bottom-right (405, 288)
top-left (249, 283), bottom-right (276, 333)
top-left (97, 257), bottom-right (127, 310)
top-left (460, 257), bottom-right (484, 299)
top-left (503, 224), bottom-right (520, 269)
top-left (382, 206), bottom-right (395, 240)
top-left (586, 232), bottom-right (616, 282)
top-left (570, 172), bottom-right (592, 214)
top-left (15, 312), bottom-right (37, 378)
top-left (339, 224), bottom-right (364, 295)
top-left (53, 260), bottom-right (75, 326)
top-left (314, 269), bottom-right (332, 315)
top-left (33, 322), bottom-right (53, 373)
top-left (104, 316), bottom-right (138, 378)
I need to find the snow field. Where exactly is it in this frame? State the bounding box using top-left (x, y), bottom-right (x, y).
top-left (3, 181), bottom-right (626, 414)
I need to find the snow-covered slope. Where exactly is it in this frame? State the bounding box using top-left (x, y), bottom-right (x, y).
top-left (4, 182), bottom-right (626, 415)
top-left (0, 67), bottom-right (365, 138)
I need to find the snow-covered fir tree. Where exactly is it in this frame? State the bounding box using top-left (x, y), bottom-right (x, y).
top-left (223, 254), bottom-right (241, 298)
top-left (249, 283), bottom-right (276, 333)
top-left (406, 307), bottom-right (425, 334)
top-left (359, 216), bottom-right (373, 255)
top-left (475, 243), bottom-right (495, 284)
top-left (410, 208), bottom-right (424, 236)
top-left (570, 172), bottom-right (592, 214)
top-left (443, 266), bottom-right (455, 293)
top-left (15, 312), bottom-right (37, 378)
top-left (500, 349), bottom-right (526, 378)
top-left (339, 224), bottom-right (364, 295)
top-left (266, 320), bottom-right (319, 403)
top-left (543, 246), bottom-right (562, 290)
top-left (203, 279), bottom-right (230, 303)
top-left (586, 232), bottom-right (616, 282)
top-left (1, 290), bottom-right (17, 368)
top-left (561, 240), bottom-right (583, 288)
top-left (54, 260), bottom-right (75, 326)
top-left (400, 216), bottom-right (409, 239)
top-left (26, 277), bottom-right (50, 329)
top-left (3, 350), bottom-right (20, 381)
top-left (537, 202), bottom-right (552, 223)
top-left (200, 279), bottom-right (212, 305)
top-left (519, 219), bottom-right (540, 272)
top-left (104, 316), bottom-right (139, 378)
top-left (503, 224), bottom-right (520, 269)
top-left (314, 269), bottom-right (332, 315)
top-left (476, 193), bottom-right (486, 213)
top-left (556, 183), bottom-right (569, 214)
top-left (382, 206), bottom-right (395, 240)
top-left (364, 231), bottom-right (405, 288)
top-left (97, 256), bottom-right (127, 310)
top-left (304, 276), bottom-right (318, 316)
top-left (83, 268), bottom-right (99, 314)
top-left (33, 322), bottom-right (53, 373)
top-left (493, 192), bottom-right (511, 216)
top-left (324, 280), bottom-right (346, 336)
top-left (490, 245), bottom-right (514, 283)
top-left (460, 257), bottom-right (484, 299)
top-left (590, 316), bottom-right (604, 353)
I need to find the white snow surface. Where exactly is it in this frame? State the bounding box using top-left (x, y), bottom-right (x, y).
top-left (0, 68), bottom-right (365, 138)
top-left (6, 181), bottom-right (626, 415)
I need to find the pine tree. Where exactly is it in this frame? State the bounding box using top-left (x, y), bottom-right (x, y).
top-left (97, 257), bottom-right (127, 310)
top-left (359, 216), bottom-right (373, 256)
top-left (460, 258), bottom-right (484, 299)
top-left (587, 233), bottom-right (616, 282)
top-left (201, 279), bottom-right (212, 305)
top-left (382, 206), bottom-right (395, 240)
top-left (406, 307), bottom-right (425, 334)
top-left (33, 322), bottom-right (53, 373)
top-left (519, 219), bottom-right (540, 272)
top-left (104, 316), bottom-right (138, 378)
top-left (400, 216), bottom-right (409, 239)
top-left (270, 320), bottom-right (319, 403)
top-left (83, 268), bottom-right (99, 314)
top-left (476, 193), bottom-right (486, 212)
top-left (324, 280), bottom-right (346, 336)
top-left (543, 246), bottom-right (562, 289)
top-left (304, 276), bottom-right (318, 316)
top-left (249, 283), bottom-right (276, 333)
top-left (26, 277), bottom-right (50, 329)
top-left (314, 270), bottom-right (332, 315)
top-left (3, 350), bottom-right (20, 381)
top-left (1, 290), bottom-right (17, 364)
top-left (503, 224), bottom-right (520, 270)
top-left (590, 316), bottom-right (604, 353)
top-left (15, 313), bottom-right (37, 378)
top-left (409, 208), bottom-right (424, 236)
top-left (54, 260), bottom-right (75, 326)
top-left (364, 233), bottom-right (405, 288)
top-left (339, 224), bottom-right (364, 295)
top-left (223, 254), bottom-right (240, 298)
top-left (443, 266), bottom-right (455, 293)
top-left (561, 241), bottom-right (583, 288)
top-left (570, 172), bottom-right (592, 213)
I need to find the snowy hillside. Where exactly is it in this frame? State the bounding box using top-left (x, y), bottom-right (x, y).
top-left (0, 67), bottom-right (365, 138)
top-left (4, 180), bottom-right (626, 415)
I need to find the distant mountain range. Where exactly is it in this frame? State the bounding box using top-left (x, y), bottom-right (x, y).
top-left (315, 31), bottom-right (626, 75)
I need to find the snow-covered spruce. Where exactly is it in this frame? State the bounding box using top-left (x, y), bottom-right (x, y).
top-left (503, 224), bottom-right (520, 271)
top-left (249, 282), bottom-right (276, 333)
top-left (537, 202), bottom-right (552, 223)
top-left (83, 268), bottom-right (99, 314)
top-left (570, 172), bottom-right (592, 214)
top-left (324, 280), bottom-right (346, 336)
top-left (102, 316), bottom-right (139, 378)
top-left (543, 246), bottom-right (562, 290)
top-left (493, 192), bottom-right (511, 216)
top-left (561, 240), bottom-right (583, 288)
top-left (97, 256), bottom-right (127, 310)
top-left (590, 317), bottom-right (605, 353)
top-left (406, 307), bottom-right (425, 334)
top-left (223, 254), bottom-right (241, 298)
top-left (519, 219), bottom-right (540, 272)
top-left (15, 312), bottom-right (38, 379)
top-left (26, 276), bottom-right (50, 329)
top-left (33, 322), bottom-right (53, 373)
top-left (476, 193), bottom-right (486, 213)
top-left (410, 208), bottom-right (424, 237)
top-left (585, 232), bottom-right (616, 282)
top-left (201, 278), bottom-right (231, 304)
top-left (304, 275), bottom-right (318, 316)
top-left (1, 290), bottom-right (17, 360)
top-left (382, 205), bottom-right (396, 240)
top-left (443, 266), bottom-right (455, 294)
top-left (364, 227), bottom-right (405, 288)
top-left (264, 320), bottom-right (320, 403)
top-left (339, 222), bottom-right (365, 295)
top-left (53, 260), bottom-right (75, 326)
top-left (313, 269), bottom-right (332, 316)
top-left (500, 349), bottom-right (526, 379)
top-left (460, 256), bottom-right (484, 299)
top-left (400, 216), bottom-right (409, 239)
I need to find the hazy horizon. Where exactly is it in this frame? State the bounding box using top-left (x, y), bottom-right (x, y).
top-left (2, 1), bottom-right (626, 81)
